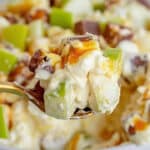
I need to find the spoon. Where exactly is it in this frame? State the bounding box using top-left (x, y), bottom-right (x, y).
top-left (0, 82), bottom-right (93, 119)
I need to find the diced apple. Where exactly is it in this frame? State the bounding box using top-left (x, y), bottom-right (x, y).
top-left (103, 48), bottom-right (122, 60)
top-left (92, 0), bottom-right (105, 11)
top-left (0, 105), bottom-right (9, 139)
top-left (103, 48), bottom-right (122, 74)
top-left (3, 24), bottom-right (28, 51)
top-left (44, 73), bottom-right (75, 119)
top-left (50, 8), bottom-right (74, 29)
top-left (0, 49), bottom-right (18, 74)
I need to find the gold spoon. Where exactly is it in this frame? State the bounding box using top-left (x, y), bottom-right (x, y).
top-left (0, 82), bottom-right (93, 119)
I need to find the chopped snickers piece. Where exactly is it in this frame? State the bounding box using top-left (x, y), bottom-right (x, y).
top-left (29, 50), bottom-right (44, 72)
top-left (131, 55), bottom-right (148, 68)
top-left (27, 81), bottom-right (45, 111)
top-left (137, 0), bottom-right (150, 9)
top-left (103, 23), bottom-right (133, 47)
top-left (74, 20), bottom-right (100, 35)
top-left (131, 55), bottom-right (148, 74)
top-left (128, 125), bottom-right (136, 135)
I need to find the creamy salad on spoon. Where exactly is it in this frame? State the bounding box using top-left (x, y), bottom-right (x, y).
top-left (28, 34), bottom-right (122, 119)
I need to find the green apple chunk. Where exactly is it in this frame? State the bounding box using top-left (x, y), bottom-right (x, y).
top-left (0, 49), bottom-right (18, 74)
top-left (50, 8), bottom-right (74, 29)
top-left (3, 24), bottom-right (28, 50)
top-left (103, 48), bottom-right (122, 60)
top-left (0, 105), bottom-right (9, 139)
top-left (29, 20), bottom-right (44, 39)
top-left (92, 0), bottom-right (105, 11)
top-left (44, 81), bottom-right (75, 119)
top-left (104, 48), bottom-right (122, 74)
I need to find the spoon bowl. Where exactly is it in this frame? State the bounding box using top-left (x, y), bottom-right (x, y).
top-left (0, 82), bottom-right (94, 119)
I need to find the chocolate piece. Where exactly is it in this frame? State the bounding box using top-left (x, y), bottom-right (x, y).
top-left (49, 0), bottom-right (61, 6)
top-left (137, 0), bottom-right (150, 9)
top-left (131, 55), bottom-right (148, 73)
top-left (50, 0), bottom-right (55, 6)
top-left (74, 20), bottom-right (100, 35)
top-left (128, 125), bottom-right (136, 135)
top-left (27, 81), bottom-right (45, 111)
top-left (103, 23), bottom-right (133, 47)
top-left (29, 50), bottom-right (44, 72)
top-left (131, 55), bottom-right (148, 68)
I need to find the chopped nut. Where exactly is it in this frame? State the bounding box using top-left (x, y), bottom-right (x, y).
top-left (27, 81), bottom-right (45, 111)
top-left (29, 50), bottom-right (44, 72)
top-left (103, 23), bottom-right (133, 47)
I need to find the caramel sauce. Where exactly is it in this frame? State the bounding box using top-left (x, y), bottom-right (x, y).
top-left (68, 40), bottom-right (98, 64)
top-left (67, 133), bottom-right (80, 150)
top-left (134, 118), bottom-right (148, 131)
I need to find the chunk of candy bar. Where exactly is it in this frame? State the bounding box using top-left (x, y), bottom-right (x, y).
top-left (74, 20), bottom-right (100, 35)
top-left (103, 23), bottom-right (133, 47)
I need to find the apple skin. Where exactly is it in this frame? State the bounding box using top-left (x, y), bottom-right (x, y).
top-left (0, 106), bottom-right (9, 138)
top-left (3, 24), bottom-right (28, 51)
top-left (0, 49), bottom-right (18, 74)
top-left (50, 8), bottom-right (74, 29)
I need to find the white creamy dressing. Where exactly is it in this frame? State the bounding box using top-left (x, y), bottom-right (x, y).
top-left (63, 0), bottom-right (93, 18)
top-left (0, 100), bottom-right (81, 150)
top-left (118, 40), bottom-right (139, 77)
top-left (43, 49), bottom-right (120, 119)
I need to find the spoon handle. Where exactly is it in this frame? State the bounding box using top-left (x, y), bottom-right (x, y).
top-left (0, 82), bottom-right (44, 111)
top-left (0, 82), bottom-right (28, 98)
